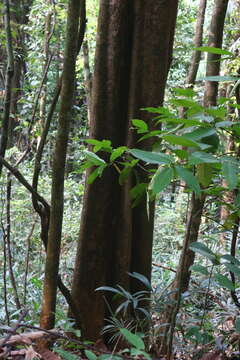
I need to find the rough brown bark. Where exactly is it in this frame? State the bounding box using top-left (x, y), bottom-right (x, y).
top-left (71, 0), bottom-right (179, 341)
top-left (40, 0), bottom-right (84, 330)
top-left (203, 0), bottom-right (229, 107)
top-left (0, 0), bottom-right (14, 176)
top-left (82, 40), bottom-right (92, 123)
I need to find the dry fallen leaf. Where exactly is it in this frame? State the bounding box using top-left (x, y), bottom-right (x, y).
top-left (37, 348), bottom-right (61, 360)
top-left (25, 345), bottom-right (42, 360)
top-left (199, 351), bottom-right (222, 360)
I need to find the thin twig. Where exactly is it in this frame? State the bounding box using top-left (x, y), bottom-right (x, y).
top-left (0, 309), bottom-right (28, 348)
top-left (0, 156), bottom-right (49, 211)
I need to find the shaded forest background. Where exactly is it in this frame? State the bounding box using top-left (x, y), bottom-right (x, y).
top-left (0, 0), bottom-right (240, 359)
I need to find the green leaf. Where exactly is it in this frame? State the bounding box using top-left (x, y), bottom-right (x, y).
top-left (139, 130), bottom-right (162, 141)
top-left (190, 264), bottom-right (209, 276)
top-left (150, 167), bottom-right (173, 194)
top-left (85, 350), bottom-right (97, 360)
top-left (156, 117), bottom-right (202, 127)
top-left (193, 46), bottom-right (233, 56)
top-left (201, 75), bottom-right (238, 82)
top-left (129, 149), bottom-right (174, 164)
top-left (235, 318), bottom-right (240, 333)
top-left (215, 273), bottom-right (235, 291)
top-left (95, 286), bottom-right (124, 296)
top-left (86, 139), bottom-right (112, 152)
top-left (119, 166), bottom-right (132, 185)
top-left (189, 242), bottom-right (219, 264)
top-left (130, 183), bottom-right (147, 207)
top-left (127, 272), bottom-right (152, 290)
top-left (184, 128), bottom-right (216, 141)
top-left (222, 157), bottom-right (239, 190)
top-left (143, 106), bottom-right (172, 116)
top-left (170, 98), bottom-right (203, 110)
top-left (132, 119), bottom-right (148, 133)
top-left (175, 166), bottom-right (201, 195)
top-left (225, 263), bottom-right (240, 277)
top-left (196, 164), bottom-right (214, 187)
top-left (205, 107), bottom-right (227, 119)
top-left (110, 146), bottom-right (127, 162)
top-left (55, 349), bottom-right (78, 360)
top-left (162, 135), bottom-right (201, 148)
top-left (190, 152), bottom-right (218, 165)
top-left (120, 328), bottom-right (145, 350)
top-left (172, 87), bottom-right (196, 97)
top-left (130, 349), bottom-right (151, 360)
top-left (87, 165), bottom-right (106, 184)
top-left (215, 121), bottom-right (233, 128)
top-left (84, 150), bottom-right (106, 166)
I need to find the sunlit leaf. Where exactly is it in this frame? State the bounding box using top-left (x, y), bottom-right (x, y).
top-left (129, 149), bottom-right (174, 164)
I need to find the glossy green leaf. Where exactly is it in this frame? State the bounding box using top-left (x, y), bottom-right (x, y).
top-left (129, 149), bottom-right (174, 164)
top-left (110, 146), bottom-right (127, 162)
top-left (150, 167), bottom-right (174, 194)
top-left (132, 119), bottom-right (149, 134)
top-left (84, 150), bottom-right (106, 166)
top-left (190, 152), bottom-right (218, 165)
top-left (162, 135), bottom-right (200, 148)
top-left (175, 166), bottom-right (201, 195)
top-left (184, 128), bottom-right (216, 141)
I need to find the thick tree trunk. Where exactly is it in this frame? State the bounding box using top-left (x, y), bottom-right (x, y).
top-left (71, 0), bottom-right (179, 341)
top-left (40, 0), bottom-right (83, 330)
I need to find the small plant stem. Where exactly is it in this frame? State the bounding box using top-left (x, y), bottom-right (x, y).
top-left (6, 174), bottom-right (21, 310)
top-left (199, 264), bottom-right (214, 332)
top-left (23, 219), bottom-right (37, 305)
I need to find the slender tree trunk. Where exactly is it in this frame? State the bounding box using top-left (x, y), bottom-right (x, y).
top-left (186, 0), bottom-right (207, 87)
top-left (82, 40), bottom-right (92, 123)
top-left (159, 0), bottom-right (229, 355)
top-left (203, 0), bottom-right (229, 107)
top-left (40, 0), bottom-right (83, 330)
top-left (0, 0), bottom-right (14, 176)
top-left (71, 0), bottom-right (179, 341)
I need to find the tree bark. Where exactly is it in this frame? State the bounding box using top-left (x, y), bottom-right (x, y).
top-left (203, 0), bottom-right (229, 107)
top-left (40, 0), bottom-right (83, 330)
top-left (186, 0), bottom-right (207, 86)
top-left (71, 0), bottom-right (179, 341)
